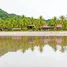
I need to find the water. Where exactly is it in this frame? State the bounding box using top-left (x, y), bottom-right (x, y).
top-left (0, 36), bottom-right (67, 67)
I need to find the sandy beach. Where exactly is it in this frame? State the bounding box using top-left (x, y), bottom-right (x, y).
top-left (0, 31), bottom-right (67, 36)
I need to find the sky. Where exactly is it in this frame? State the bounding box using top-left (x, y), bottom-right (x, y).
top-left (0, 0), bottom-right (67, 19)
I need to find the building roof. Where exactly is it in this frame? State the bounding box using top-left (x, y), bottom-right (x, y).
top-left (41, 24), bottom-right (54, 28)
top-left (41, 24), bottom-right (49, 28)
top-left (56, 24), bottom-right (62, 27)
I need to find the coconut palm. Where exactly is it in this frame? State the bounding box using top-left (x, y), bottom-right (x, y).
top-left (59, 16), bottom-right (66, 30)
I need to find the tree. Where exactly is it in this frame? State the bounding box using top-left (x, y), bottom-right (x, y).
top-left (59, 16), bottom-right (66, 30)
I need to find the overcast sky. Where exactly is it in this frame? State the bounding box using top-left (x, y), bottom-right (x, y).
top-left (0, 0), bottom-right (67, 19)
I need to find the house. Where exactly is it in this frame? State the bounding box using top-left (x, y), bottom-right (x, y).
top-left (40, 25), bottom-right (49, 30)
top-left (2, 28), bottom-right (12, 31)
top-left (40, 25), bottom-right (54, 30)
top-left (41, 24), bottom-right (62, 31)
top-left (12, 28), bottom-right (22, 31)
top-left (27, 25), bottom-right (35, 30)
top-left (56, 24), bottom-right (62, 30)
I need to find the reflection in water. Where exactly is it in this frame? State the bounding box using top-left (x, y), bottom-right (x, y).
top-left (0, 36), bottom-right (67, 56)
top-left (0, 36), bottom-right (67, 67)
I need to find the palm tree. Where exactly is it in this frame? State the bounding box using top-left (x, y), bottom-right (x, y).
top-left (59, 16), bottom-right (66, 30)
top-left (53, 16), bottom-right (57, 25)
top-left (53, 16), bottom-right (57, 30)
top-left (59, 16), bottom-right (65, 24)
top-left (31, 17), bottom-right (34, 25)
top-left (39, 16), bottom-right (44, 25)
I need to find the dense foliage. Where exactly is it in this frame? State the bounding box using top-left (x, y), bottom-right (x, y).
top-left (0, 9), bottom-right (67, 31)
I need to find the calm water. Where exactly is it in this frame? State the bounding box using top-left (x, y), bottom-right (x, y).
top-left (0, 36), bottom-right (67, 67)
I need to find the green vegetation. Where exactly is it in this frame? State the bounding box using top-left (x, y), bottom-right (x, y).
top-left (0, 9), bottom-right (67, 31)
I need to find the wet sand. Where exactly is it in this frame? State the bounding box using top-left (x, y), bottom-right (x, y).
top-left (0, 31), bottom-right (67, 36)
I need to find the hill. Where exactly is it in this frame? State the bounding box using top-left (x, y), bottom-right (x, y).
top-left (0, 9), bottom-right (19, 19)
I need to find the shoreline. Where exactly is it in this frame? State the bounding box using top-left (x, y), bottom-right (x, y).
top-left (0, 31), bottom-right (67, 36)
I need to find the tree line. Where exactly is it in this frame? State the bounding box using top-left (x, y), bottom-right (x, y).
top-left (0, 9), bottom-right (67, 31)
top-left (0, 15), bottom-right (46, 31)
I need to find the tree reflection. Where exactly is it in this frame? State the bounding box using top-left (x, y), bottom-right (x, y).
top-left (0, 36), bottom-right (67, 56)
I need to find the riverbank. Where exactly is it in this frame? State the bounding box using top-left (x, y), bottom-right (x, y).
top-left (0, 31), bottom-right (67, 36)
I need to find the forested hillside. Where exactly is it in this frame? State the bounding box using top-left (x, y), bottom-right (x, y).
top-left (0, 9), bottom-right (19, 19)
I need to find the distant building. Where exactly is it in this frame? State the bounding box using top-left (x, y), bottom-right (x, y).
top-left (40, 24), bottom-right (54, 30)
top-left (41, 24), bottom-right (62, 30)
top-left (27, 25), bottom-right (35, 29)
top-left (56, 24), bottom-right (62, 30)
top-left (12, 28), bottom-right (22, 31)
